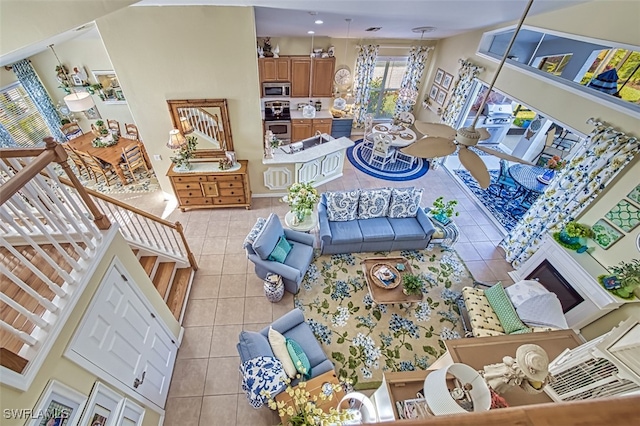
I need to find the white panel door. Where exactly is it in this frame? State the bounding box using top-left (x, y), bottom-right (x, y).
top-left (71, 266), bottom-right (177, 408)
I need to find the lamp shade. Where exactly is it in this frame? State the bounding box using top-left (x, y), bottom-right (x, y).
top-left (180, 116), bottom-right (194, 134)
top-left (64, 91), bottom-right (95, 112)
top-left (167, 129), bottom-right (187, 149)
top-left (424, 363), bottom-right (491, 415)
top-left (398, 87), bottom-right (418, 105)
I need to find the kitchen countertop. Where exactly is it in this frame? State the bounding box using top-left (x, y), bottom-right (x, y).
top-left (289, 110), bottom-right (333, 120)
top-left (263, 136), bottom-right (354, 165)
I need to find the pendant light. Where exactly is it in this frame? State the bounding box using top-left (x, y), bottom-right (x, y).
top-left (49, 44), bottom-right (95, 112)
top-left (398, 27), bottom-right (433, 106)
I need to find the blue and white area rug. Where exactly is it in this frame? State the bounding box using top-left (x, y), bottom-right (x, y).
top-left (347, 139), bottom-right (429, 181)
top-left (453, 169), bottom-right (523, 232)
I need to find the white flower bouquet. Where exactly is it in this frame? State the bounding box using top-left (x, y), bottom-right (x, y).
top-left (285, 182), bottom-right (319, 221)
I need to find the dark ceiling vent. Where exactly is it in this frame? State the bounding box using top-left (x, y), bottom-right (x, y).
top-left (365, 27), bottom-right (382, 32)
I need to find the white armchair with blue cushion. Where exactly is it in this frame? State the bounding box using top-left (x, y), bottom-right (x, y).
top-left (244, 213), bottom-right (315, 294)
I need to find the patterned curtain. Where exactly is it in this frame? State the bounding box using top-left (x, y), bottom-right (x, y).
top-left (441, 59), bottom-right (484, 127)
top-left (12, 59), bottom-right (66, 143)
top-left (500, 119), bottom-right (639, 267)
top-left (394, 46), bottom-right (433, 116)
top-left (0, 123), bottom-right (16, 148)
top-left (352, 45), bottom-right (379, 128)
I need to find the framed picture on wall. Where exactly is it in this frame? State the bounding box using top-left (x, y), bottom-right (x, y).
top-left (28, 380), bottom-right (87, 426)
top-left (429, 84), bottom-right (439, 100)
top-left (442, 72), bottom-right (454, 90)
top-left (80, 382), bottom-right (123, 426)
top-left (436, 88), bottom-right (447, 106)
top-left (84, 106), bottom-right (101, 120)
top-left (434, 68), bottom-right (445, 85)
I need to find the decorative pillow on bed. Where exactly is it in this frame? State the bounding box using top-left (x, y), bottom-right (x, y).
top-left (484, 282), bottom-right (531, 334)
top-left (357, 188), bottom-right (392, 219)
top-left (325, 190), bottom-right (360, 221)
top-left (388, 187), bottom-right (423, 218)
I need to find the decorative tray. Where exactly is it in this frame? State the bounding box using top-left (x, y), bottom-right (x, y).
top-left (369, 263), bottom-right (401, 289)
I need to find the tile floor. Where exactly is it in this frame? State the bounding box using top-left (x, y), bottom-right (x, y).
top-left (112, 153), bottom-right (515, 426)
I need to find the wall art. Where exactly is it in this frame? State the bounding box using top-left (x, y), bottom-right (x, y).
top-left (605, 199), bottom-right (640, 232)
top-left (28, 380), bottom-right (86, 426)
top-left (434, 68), bottom-right (445, 85)
top-left (591, 218), bottom-right (624, 250)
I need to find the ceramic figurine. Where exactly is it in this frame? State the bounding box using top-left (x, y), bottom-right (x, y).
top-left (257, 46), bottom-right (264, 58)
top-left (328, 46), bottom-right (335, 57)
top-left (273, 44), bottom-right (280, 58)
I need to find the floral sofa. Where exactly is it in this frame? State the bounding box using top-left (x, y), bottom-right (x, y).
top-left (318, 187), bottom-right (436, 254)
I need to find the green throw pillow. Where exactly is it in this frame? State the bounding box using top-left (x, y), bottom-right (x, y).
top-left (286, 338), bottom-right (312, 379)
top-left (484, 282), bottom-right (531, 334)
top-left (267, 236), bottom-right (292, 263)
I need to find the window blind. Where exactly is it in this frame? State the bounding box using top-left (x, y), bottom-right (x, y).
top-left (0, 82), bottom-right (50, 147)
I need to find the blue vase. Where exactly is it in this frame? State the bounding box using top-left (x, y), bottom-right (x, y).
top-left (432, 213), bottom-right (450, 225)
top-left (559, 230), bottom-right (579, 245)
top-left (542, 168), bottom-right (555, 182)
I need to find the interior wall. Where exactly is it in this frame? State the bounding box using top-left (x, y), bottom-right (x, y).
top-left (0, 233), bottom-right (169, 426)
top-left (95, 5), bottom-right (263, 195)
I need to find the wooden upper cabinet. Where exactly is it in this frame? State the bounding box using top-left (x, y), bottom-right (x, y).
top-left (259, 58), bottom-right (290, 83)
top-left (290, 58), bottom-right (311, 98)
top-left (312, 57), bottom-right (335, 97)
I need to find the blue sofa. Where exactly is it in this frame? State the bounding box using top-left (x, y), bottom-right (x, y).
top-left (318, 188), bottom-right (436, 255)
top-left (237, 308), bottom-right (334, 384)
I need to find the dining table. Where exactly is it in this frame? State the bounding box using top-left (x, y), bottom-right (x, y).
top-left (66, 132), bottom-right (137, 185)
top-left (371, 122), bottom-right (417, 147)
top-left (508, 163), bottom-right (550, 194)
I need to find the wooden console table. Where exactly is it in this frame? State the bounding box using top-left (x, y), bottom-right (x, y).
top-left (167, 160), bottom-right (251, 211)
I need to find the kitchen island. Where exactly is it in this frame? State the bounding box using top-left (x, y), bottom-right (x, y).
top-left (262, 134), bottom-right (354, 191)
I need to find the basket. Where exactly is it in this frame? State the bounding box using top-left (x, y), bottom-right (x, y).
top-left (369, 263), bottom-right (401, 289)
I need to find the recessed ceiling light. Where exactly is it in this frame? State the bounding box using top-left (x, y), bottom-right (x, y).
top-left (315, 20), bottom-right (323, 25)
top-left (308, 31), bottom-right (315, 34)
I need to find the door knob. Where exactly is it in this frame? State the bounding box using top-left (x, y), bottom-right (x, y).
top-left (133, 371), bottom-right (146, 388)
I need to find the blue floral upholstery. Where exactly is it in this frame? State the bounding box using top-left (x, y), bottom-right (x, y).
top-left (239, 356), bottom-right (287, 408)
top-left (243, 217), bottom-right (267, 249)
top-left (388, 187), bottom-right (423, 218)
top-left (357, 188), bottom-right (391, 219)
top-left (325, 190), bottom-right (360, 222)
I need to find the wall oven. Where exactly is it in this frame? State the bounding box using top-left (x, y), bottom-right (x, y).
top-left (264, 100), bottom-right (291, 143)
top-left (262, 82), bottom-right (291, 98)
top-left (264, 121), bottom-right (291, 143)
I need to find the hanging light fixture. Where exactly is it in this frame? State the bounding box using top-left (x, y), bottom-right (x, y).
top-left (167, 128), bottom-right (187, 149)
top-left (49, 44), bottom-right (95, 112)
top-left (398, 27), bottom-right (433, 106)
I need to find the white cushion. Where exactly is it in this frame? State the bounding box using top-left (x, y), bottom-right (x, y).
top-left (388, 187), bottom-right (423, 218)
top-left (268, 327), bottom-right (297, 378)
top-left (505, 280), bottom-right (550, 309)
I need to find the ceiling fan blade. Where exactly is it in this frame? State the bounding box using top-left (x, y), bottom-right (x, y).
top-left (478, 127), bottom-right (492, 141)
top-left (474, 145), bottom-right (534, 165)
top-left (459, 147), bottom-right (491, 189)
top-left (401, 137), bottom-right (457, 158)
top-left (414, 122), bottom-right (457, 139)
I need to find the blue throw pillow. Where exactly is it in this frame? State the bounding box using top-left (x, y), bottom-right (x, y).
top-left (285, 338), bottom-right (312, 379)
top-left (267, 236), bottom-right (292, 263)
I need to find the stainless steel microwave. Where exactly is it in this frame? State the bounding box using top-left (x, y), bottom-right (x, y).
top-left (262, 82), bottom-right (291, 98)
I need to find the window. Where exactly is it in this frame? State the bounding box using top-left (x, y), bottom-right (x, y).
top-left (366, 57), bottom-right (407, 119)
top-left (0, 82), bottom-right (49, 147)
top-left (478, 26), bottom-right (640, 110)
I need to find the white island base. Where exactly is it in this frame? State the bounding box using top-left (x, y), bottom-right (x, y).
top-left (262, 135), bottom-right (354, 191)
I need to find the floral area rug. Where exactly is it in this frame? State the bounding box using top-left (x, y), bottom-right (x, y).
top-left (294, 247), bottom-right (472, 389)
top-left (53, 163), bottom-right (160, 195)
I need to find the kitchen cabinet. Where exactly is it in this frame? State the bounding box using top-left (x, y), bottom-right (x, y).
top-left (312, 58), bottom-right (335, 97)
top-left (258, 58), bottom-right (290, 83)
top-left (291, 118), bottom-right (333, 141)
top-left (331, 118), bottom-right (354, 138)
top-left (290, 58), bottom-right (311, 98)
top-left (167, 160), bottom-right (251, 211)
top-left (291, 118), bottom-right (312, 141)
top-left (290, 57), bottom-right (335, 98)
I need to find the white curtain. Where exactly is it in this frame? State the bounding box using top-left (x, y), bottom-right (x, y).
top-left (394, 46), bottom-right (433, 116)
top-left (352, 45), bottom-right (379, 128)
top-left (441, 59), bottom-right (484, 127)
top-left (500, 119), bottom-right (638, 267)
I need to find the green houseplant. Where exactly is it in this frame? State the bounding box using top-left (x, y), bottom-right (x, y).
top-left (598, 259), bottom-right (640, 299)
top-left (429, 196), bottom-right (459, 225)
top-left (554, 221), bottom-right (594, 251)
top-left (170, 136), bottom-right (198, 171)
top-left (402, 273), bottom-right (423, 296)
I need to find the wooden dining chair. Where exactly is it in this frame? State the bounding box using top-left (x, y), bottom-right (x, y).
top-left (123, 123), bottom-right (139, 140)
top-left (60, 122), bottom-right (83, 140)
top-left (107, 119), bottom-right (121, 136)
top-left (75, 150), bottom-right (117, 187)
top-left (62, 143), bottom-right (92, 180)
top-left (120, 142), bottom-right (150, 182)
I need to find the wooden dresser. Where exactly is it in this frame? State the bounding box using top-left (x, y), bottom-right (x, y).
top-left (167, 160), bottom-right (251, 211)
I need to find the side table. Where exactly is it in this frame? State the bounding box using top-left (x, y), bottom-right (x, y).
top-left (424, 209), bottom-right (459, 248)
top-left (284, 211), bottom-right (318, 233)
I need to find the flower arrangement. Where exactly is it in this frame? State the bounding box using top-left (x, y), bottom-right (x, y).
top-left (265, 376), bottom-right (353, 426)
top-left (553, 221), bottom-right (594, 250)
top-left (218, 157), bottom-right (233, 170)
top-left (563, 221), bottom-right (594, 238)
top-left (170, 136), bottom-right (198, 170)
top-left (546, 155), bottom-right (567, 170)
top-left (285, 182), bottom-right (319, 221)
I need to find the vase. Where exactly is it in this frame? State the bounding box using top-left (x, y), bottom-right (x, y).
top-left (431, 213), bottom-right (450, 225)
top-left (559, 230), bottom-right (579, 246)
top-left (542, 168), bottom-right (556, 182)
top-left (264, 273), bottom-right (284, 303)
top-left (295, 209), bottom-right (307, 223)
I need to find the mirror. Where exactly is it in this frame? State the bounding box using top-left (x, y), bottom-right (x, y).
top-left (167, 99), bottom-right (234, 158)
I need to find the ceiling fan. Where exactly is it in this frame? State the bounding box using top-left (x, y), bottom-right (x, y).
top-left (401, 0), bottom-right (535, 189)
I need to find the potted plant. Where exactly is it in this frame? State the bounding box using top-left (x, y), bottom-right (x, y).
top-left (429, 196), bottom-right (459, 225)
top-left (598, 259), bottom-right (640, 299)
top-left (554, 221), bottom-right (593, 250)
top-left (285, 182), bottom-right (319, 223)
top-left (170, 136), bottom-right (198, 171)
top-left (402, 273), bottom-right (423, 296)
